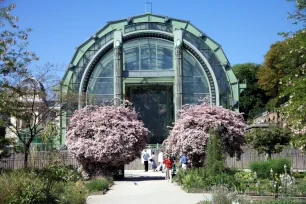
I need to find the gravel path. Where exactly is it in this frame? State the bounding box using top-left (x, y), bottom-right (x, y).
top-left (86, 170), bottom-right (212, 204)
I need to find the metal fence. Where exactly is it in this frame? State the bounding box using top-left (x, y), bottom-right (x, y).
top-left (226, 148), bottom-right (306, 171)
top-left (1, 148), bottom-right (306, 171)
top-left (0, 151), bottom-right (78, 170)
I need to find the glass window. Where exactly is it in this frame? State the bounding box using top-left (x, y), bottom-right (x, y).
top-left (140, 39), bottom-right (156, 70)
top-left (123, 38), bottom-right (173, 71)
top-left (183, 50), bottom-right (210, 104)
top-left (87, 78), bottom-right (113, 94)
top-left (157, 40), bottom-right (173, 70)
top-left (183, 30), bottom-right (232, 108)
top-left (86, 50), bottom-right (114, 104)
top-left (124, 45), bottom-right (140, 70)
top-left (90, 51), bottom-right (114, 77)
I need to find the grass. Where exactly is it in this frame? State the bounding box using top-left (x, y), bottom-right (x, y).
top-left (86, 178), bottom-right (111, 193)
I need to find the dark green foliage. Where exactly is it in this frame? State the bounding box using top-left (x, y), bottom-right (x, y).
top-left (85, 178), bottom-right (110, 193)
top-left (297, 181), bottom-right (306, 196)
top-left (177, 168), bottom-right (236, 190)
top-left (0, 170), bottom-right (56, 204)
top-left (0, 165), bottom-right (88, 204)
top-left (232, 63), bottom-right (270, 120)
top-left (249, 158), bottom-right (292, 178)
top-left (36, 163), bottom-right (82, 183)
top-left (205, 129), bottom-right (225, 176)
top-left (246, 126), bottom-right (292, 159)
top-left (51, 181), bottom-right (88, 204)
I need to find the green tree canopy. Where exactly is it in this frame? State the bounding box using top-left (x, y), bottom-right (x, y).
top-left (246, 126), bottom-right (292, 159)
top-left (232, 63), bottom-right (270, 120)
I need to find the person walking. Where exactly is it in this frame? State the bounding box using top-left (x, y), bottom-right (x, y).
top-left (181, 153), bottom-right (187, 170)
top-left (156, 151), bottom-right (163, 171)
top-left (143, 149), bottom-right (150, 172)
top-left (163, 155), bottom-right (173, 182)
top-left (150, 152), bottom-right (157, 171)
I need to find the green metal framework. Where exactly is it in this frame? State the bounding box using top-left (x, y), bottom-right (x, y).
top-left (60, 13), bottom-right (246, 145)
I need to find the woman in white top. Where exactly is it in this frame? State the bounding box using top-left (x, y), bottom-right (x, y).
top-left (156, 151), bottom-right (163, 171)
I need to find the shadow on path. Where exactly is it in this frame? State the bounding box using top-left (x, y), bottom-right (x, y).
top-left (117, 176), bottom-right (165, 182)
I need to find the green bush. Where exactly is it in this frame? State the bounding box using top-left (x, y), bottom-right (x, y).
top-left (249, 158), bottom-right (291, 178)
top-left (86, 178), bottom-right (110, 193)
top-left (205, 129), bottom-right (225, 176)
top-left (173, 168), bottom-right (187, 185)
top-left (52, 181), bottom-right (88, 204)
top-left (297, 181), bottom-right (306, 196)
top-left (177, 168), bottom-right (237, 190)
top-left (0, 166), bottom-right (86, 204)
top-left (36, 163), bottom-right (82, 183)
top-left (0, 170), bottom-right (56, 204)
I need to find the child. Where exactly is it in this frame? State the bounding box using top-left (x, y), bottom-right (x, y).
top-left (163, 155), bottom-right (173, 182)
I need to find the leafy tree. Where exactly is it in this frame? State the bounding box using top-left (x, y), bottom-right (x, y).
top-left (205, 128), bottom-right (225, 176)
top-left (257, 41), bottom-right (289, 108)
top-left (164, 102), bottom-right (246, 167)
top-left (278, 30), bottom-right (306, 149)
top-left (232, 63), bottom-right (270, 120)
top-left (0, 1), bottom-right (38, 87)
top-left (0, 65), bottom-right (61, 168)
top-left (66, 103), bottom-right (149, 179)
top-left (246, 126), bottom-right (292, 159)
top-left (41, 121), bottom-right (59, 150)
top-left (287, 0), bottom-right (306, 28)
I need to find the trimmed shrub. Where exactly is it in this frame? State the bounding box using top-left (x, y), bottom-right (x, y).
top-left (249, 158), bottom-right (291, 178)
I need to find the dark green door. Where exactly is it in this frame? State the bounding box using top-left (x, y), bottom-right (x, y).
top-left (126, 85), bottom-right (174, 144)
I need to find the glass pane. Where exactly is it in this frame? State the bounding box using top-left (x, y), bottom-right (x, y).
top-left (194, 77), bottom-right (209, 93)
top-left (124, 46), bottom-right (139, 70)
top-left (183, 50), bottom-right (210, 105)
top-left (140, 39), bottom-right (156, 70)
top-left (91, 51), bottom-right (114, 77)
top-left (87, 78), bottom-right (113, 94)
top-left (157, 41), bottom-right (173, 70)
top-left (183, 93), bottom-right (210, 104)
top-left (123, 38), bottom-right (173, 71)
top-left (87, 94), bottom-right (114, 105)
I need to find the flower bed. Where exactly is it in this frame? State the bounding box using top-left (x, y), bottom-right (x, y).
top-left (174, 165), bottom-right (306, 201)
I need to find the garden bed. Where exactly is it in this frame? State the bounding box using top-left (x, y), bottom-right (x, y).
top-left (184, 187), bottom-right (306, 201)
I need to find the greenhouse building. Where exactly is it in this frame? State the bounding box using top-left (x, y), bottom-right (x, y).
top-left (60, 13), bottom-right (246, 145)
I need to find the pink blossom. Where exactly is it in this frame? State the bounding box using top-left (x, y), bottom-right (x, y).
top-left (164, 103), bottom-right (246, 165)
top-left (66, 104), bottom-right (148, 175)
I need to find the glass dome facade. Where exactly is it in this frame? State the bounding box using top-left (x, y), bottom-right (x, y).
top-left (60, 13), bottom-right (245, 144)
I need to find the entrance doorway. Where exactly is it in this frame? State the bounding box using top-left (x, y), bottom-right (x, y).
top-left (126, 84), bottom-right (174, 144)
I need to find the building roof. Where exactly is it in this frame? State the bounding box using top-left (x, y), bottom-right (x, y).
top-left (19, 77), bottom-right (45, 92)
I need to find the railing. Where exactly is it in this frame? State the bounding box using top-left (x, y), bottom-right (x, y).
top-left (124, 22), bottom-right (173, 34)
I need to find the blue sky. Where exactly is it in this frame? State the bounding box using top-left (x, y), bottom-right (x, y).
top-left (12, 0), bottom-right (299, 75)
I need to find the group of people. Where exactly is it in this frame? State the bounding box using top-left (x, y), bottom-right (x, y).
top-left (142, 149), bottom-right (188, 182)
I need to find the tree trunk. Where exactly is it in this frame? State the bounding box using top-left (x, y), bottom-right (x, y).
top-left (24, 144), bottom-right (30, 168)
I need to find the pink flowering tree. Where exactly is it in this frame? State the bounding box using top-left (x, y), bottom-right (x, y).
top-left (66, 103), bottom-right (148, 178)
top-left (164, 102), bottom-right (246, 167)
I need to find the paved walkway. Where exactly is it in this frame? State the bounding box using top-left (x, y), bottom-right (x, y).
top-left (87, 170), bottom-right (211, 204)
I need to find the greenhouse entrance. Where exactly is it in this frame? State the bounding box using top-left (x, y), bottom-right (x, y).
top-left (126, 84), bottom-right (174, 144)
